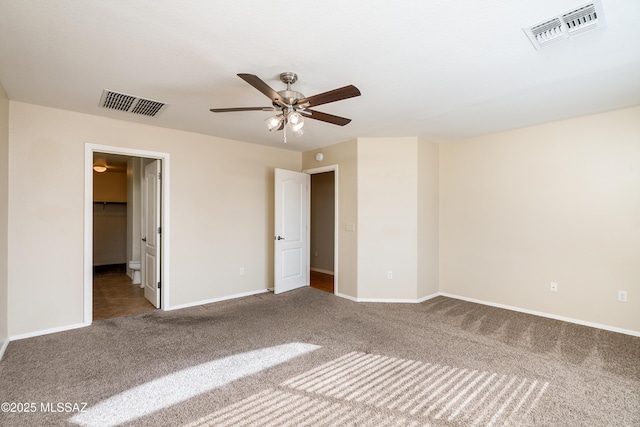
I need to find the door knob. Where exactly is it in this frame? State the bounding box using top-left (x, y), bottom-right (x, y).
top-left (275, 236), bottom-right (285, 240)
top-left (142, 237), bottom-right (147, 242)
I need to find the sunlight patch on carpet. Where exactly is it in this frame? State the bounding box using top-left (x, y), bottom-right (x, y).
top-left (186, 351), bottom-right (549, 426)
top-left (70, 343), bottom-right (320, 427)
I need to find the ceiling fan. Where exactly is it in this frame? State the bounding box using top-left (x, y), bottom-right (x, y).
top-left (210, 72), bottom-right (361, 142)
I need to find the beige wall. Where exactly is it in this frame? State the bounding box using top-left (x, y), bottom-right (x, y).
top-left (93, 202), bottom-right (127, 266)
top-left (0, 83), bottom-right (9, 348)
top-left (7, 102), bottom-right (300, 336)
top-left (417, 139), bottom-right (439, 299)
top-left (93, 170), bottom-right (127, 202)
top-left (305, 137), bottom-right (440, 302)
top-left (93, 170), bottom-right (128, 266)
top-left (357, 138), bottom-right (418, 300)
top-left (4, 99), bottom-right (638, 338)
top-left (440, 106), bottom-right (640, 332)
top-left (302, 140), bottom-right (358, 298)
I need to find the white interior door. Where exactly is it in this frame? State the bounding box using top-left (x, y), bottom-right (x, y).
top-left (274, 168), bottom-right (309, 294)
top-left (143, 160), bottom-right (161, 308)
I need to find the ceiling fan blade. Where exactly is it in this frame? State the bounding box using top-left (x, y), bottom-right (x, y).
top-left (237, 73), bottom-right (282, 103)
top-left (305, 109), bottom-right (352, 126)
top-left (298, 85), bottom-right (360, 108)
top-left (210, 107), bottom-right (274, 113)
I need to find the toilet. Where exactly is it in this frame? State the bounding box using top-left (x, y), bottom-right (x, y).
top-left (128, 260), bottom-right (141, 285)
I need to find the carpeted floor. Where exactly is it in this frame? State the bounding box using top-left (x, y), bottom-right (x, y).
top-left (0, 287), bottom-right (638, 426)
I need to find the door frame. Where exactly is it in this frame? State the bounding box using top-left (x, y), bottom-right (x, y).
top-left (84, 143), bottom-right (171, 324)
top-left (302, 164), bottom-right (338, 295)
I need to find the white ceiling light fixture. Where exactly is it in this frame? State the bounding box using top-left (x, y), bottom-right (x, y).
top-left (211, 72), bottom-right (360, 144)
top-left (263, 109), bottom-right (305, 142)
top-left (93, 164), bottom-right (107, 173)
top-left (288, 111), bottom-right (304, 131)
top-left (523, 1), bottom-right (605, 50)
top-left (265, 114), bottom-right (284, 132)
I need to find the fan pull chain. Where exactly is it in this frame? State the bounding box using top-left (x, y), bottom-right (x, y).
top-left (283, 118), bottom-right (287, 143)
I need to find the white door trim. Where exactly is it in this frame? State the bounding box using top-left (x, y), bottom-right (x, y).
top-left (84, 143), bottom-right (171, 324)
top-left (302, 164), bottom-right (338, 295)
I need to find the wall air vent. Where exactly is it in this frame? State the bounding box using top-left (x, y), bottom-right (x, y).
top-left (524, 1), bottom-right (604, 50)
top-left (99, 90), bottom-right (166, 117)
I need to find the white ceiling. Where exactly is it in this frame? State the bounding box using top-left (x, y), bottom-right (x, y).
top-left (1, 0), bottom-right (639, 152)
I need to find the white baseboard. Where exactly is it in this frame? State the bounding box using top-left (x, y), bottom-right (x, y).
top-left (0, 337), bottom-right (9, 361)
top-left (310, 268), bottom-right (334, 275)
top-left (440, 292), bottom-right (640, 337)
top-left (10, 322), bottom-right (90, 341)
top-left (335, 292), bottom-right (439, 304)
top-left (336, 290), bottom-right (638, 336)
top-left (7, 289), bottom-right (636, 347)
top-left (166, 289), bottom-right (270, 311)
top-left (335, 292), bottom-right (358, 302)
top-left (417, 293), bottom-right (440, 303)
top-left (7, 290), bottom-right (270, 343)
top-left (355, 296), bottom-right (432, 303)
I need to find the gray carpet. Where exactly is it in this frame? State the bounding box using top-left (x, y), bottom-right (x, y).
top-left (0, 288), bottom-right (638, 426)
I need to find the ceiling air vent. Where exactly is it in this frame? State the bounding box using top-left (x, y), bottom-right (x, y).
top-left (523, 1), bottom-right (604, 50)
top-left (99, 90), bottom-right (166, 117)
top-left (563, 3), bottom-right (599, 37)
top-left (528, 18), bottom-right (565, 48)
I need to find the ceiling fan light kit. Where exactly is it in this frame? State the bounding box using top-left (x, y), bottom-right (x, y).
top-left (288, 111), bottom-right (304, 131)
top-left (211, 72), bottom-right (360, 143)
top-left (265, 114), bottom-right (284, 132)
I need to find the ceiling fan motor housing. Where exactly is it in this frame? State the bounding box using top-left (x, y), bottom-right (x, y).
top-left (279, 72), bottom-right (297, 85)
top-left (276, 90), bottom-right (305, 107)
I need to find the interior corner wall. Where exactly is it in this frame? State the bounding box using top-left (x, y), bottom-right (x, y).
top-left (0, 84), bottom-right (9, 350)
top-left (439, 106), bottom-right (640, 333)
top-left (417, 139), bottom-right (439, 299)
top-left (7, 102), bottom-right (301, 337)
top-left (302, 140), bottom-right (358, 298)
top-left (357, 137), bottom-right (418, 300)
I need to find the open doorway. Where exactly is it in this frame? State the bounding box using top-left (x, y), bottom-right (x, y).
top-left (85, 144), bottom-right (170, 324)
top-left (305, 166), bottom-right (338, 294)
top-left (92, 153), bottom-right (156, 320)
top-left (273, 166), bottom-right (338, 295)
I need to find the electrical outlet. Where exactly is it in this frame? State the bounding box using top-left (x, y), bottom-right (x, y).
top-left (314, 251), bottom-right (318, 257)
top-left (618, 290), bottom-right (628, 303)
top-left (387, 271), bottom-right (393, 280)
top-left (550, 282), bottom-right (558, 292)
top-left (239, 267), bottom-right (245, 276)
